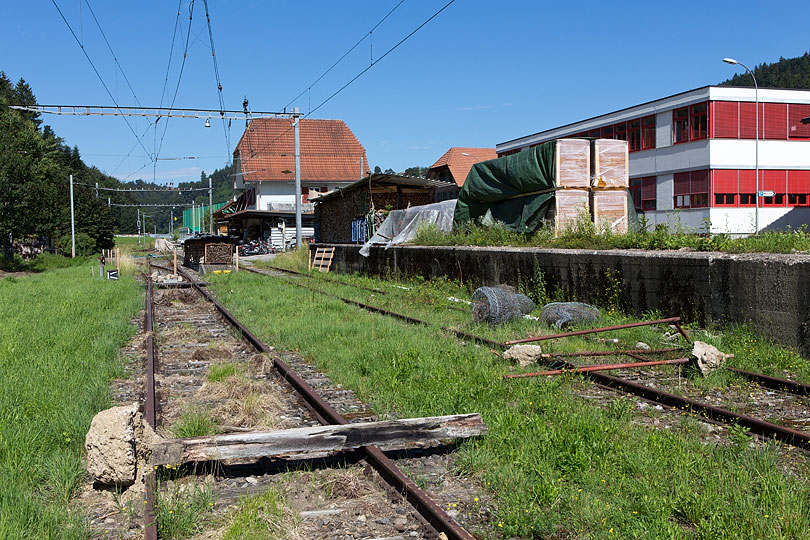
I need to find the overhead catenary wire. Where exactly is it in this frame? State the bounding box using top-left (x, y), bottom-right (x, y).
top-left (244, 0), bottom-right (454, 174)
top-left (202, 0), bottom-right (231, 158)
top-left (74, 182), bottom-right (211, 192)
top-left (50, 0), bottom-right (152, 158)
top-left (282, 0), bottom-right (407, 113)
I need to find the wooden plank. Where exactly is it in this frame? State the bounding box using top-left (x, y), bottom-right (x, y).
top-left (150, 413), bottom-right (487, 465)
top-left (313, 246), bottom-right (335, 273)
top-left (592, 190), bottom-right (628, 233)
top-left (592, 139), bottom-right (629, 188)
top-left (555, 139), bottom-right (591, 188)
top-left (554, 189), bottom-right (589, 233)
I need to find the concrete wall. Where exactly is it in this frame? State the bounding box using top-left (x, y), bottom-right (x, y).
top-left (316, 243), bottom-right (810, 355)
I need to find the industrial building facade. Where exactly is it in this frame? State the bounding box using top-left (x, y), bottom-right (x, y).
top-left (496, 86), bottom-right (810, 233)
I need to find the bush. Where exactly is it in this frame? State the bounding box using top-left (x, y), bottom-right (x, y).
top-left (73, 232), bottom-right (97, 257)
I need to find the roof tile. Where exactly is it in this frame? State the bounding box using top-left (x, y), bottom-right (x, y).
top-left (428, 147), bottom-right (497, 186)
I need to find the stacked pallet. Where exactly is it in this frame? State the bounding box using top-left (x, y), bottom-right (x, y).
top-left (590, 139), bottom-right (629, 233)
top-left (553, 139), bottom-right (591, 231)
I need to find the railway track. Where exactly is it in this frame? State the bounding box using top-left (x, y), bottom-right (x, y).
top-left (240, 265), bottom-right (810, 452)
top-left (142, 262), bottom-right (479, 540)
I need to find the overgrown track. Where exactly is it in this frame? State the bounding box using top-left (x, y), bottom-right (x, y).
top-left (243, 265), bottom-right (810, 451)
top-left (145, 262), bottom-right (478, 540)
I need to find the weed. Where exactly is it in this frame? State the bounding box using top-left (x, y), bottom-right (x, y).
top-left (207, 362), bottom-right (241, 382)
top-left (224, 487), bottom-right (300, 540)
top-left (171, 407), bottom-right (221, 438)
top-left (155, 481), bottom-right (215, 539)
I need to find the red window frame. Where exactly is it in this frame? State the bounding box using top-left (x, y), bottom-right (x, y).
top-left (763, 103), bottom-right (788, 140)
top-left (691, 103), bottom-right (708, 140)
top-left (673, 107), bottom-right (690, 143)
top-left (601, 125), bottom-right (614, 139)
top-left (642, 116), bottom-right (656, 150)
top-left (615, 122), bottom-right (627, 141)
top-left (712, 169), bottom-right (738, 207)
top-left (673, 169), bottom-right (709, 208)
top-left (711, 101), bottom-right (739, 138)
top-left (738, 170), bottom-right (756, 207)
top-left (788, 104), bottom-right (810, 139)
top-left (628, 119), bottom-right (641, 151)
top-left (761, 170), bottom-right (787, 207)
top-left (630, 176), bottom-right (657, 211)
top-left (788, 170), bottom-right (810, 206)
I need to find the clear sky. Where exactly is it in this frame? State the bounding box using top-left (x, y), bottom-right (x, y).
top-left (2, 0), bottom-right (809, 186)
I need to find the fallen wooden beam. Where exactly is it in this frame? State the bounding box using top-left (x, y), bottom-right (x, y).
top-left (150, 413), bottom-right (487, 465)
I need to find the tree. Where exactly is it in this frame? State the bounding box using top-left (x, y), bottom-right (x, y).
top-left (403, 166), bottom-right (429, 178)
top-left (719, 52), bottom-right (810, 89)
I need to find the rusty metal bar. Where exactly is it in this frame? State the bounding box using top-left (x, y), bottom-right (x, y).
top-left (504, 317), bottom-right (684, 346)
top-left (564, 357), bottom-right (810, 450)
top-left (728, 367), bottom-right (810, 397)
top-left (539, 347), bottom-right (685, 359)
top-left (505, 358), bottom-right (691, 379)
top-left (174, 266), bottom-right (476, 540)
top-left (260, 265), bottom-right (388, 295)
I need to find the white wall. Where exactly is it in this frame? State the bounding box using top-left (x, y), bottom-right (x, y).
top-left (641, 208), bottom-right (710, 232)
top-left (655, 173), bottom-right (674, 211)
top-left (254, 181), bottom-right (354, 210)
top-left (630, 140), bottom-right (710, 177)
top-left (655, 110), bottom-right (672, 149)
top-left (710, 207), bottom-right (810, 234)
top-left (709, 140), bottom-right (810, 170)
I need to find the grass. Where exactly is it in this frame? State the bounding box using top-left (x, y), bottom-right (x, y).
top-left (155, 481), bottom-right (215, 539)
top-left (413, 218), bottom-right (810, 254)
top-left (207, 270), bottom-right (810, 539)
top-left (115, 235), bottom-right (155, 252)
top-left (0, 263), bottom-right (143, 539)
top-left (207, 361), bottom-right (242, 382)
top-left (223, 486), bottom-right (299, 540)
top-left (171, 407), bottom-right (221, 438)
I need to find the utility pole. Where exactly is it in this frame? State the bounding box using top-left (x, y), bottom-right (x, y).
top-left (208, 175), bottom-right (213, 234)
top-left (293, 107), bottom-right (302, 248)
top-left (137, 208), bottom-right (141, 245)
top-left (170, 208), bottom-right (174, 237)
top-left (95, 182), bottom-right (99, 198)
top-left (69, 174), bottom-right (76, 258)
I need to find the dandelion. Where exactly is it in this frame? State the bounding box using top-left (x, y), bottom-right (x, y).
top-left (474, 497), bottom-right (479, 502)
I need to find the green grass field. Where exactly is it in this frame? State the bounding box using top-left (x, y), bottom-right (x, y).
top-left (209, 268), bottom-right (810, 539)
top-left (0, 260), bottom-right (142, 539)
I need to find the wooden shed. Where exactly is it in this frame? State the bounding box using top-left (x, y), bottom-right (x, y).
top-left (313, 173), bottom-right (451, 244)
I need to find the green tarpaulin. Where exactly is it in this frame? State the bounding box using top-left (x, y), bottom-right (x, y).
top-left (453, 142), bottom-right (557, 233)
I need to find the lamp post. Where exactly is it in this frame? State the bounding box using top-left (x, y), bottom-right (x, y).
top-left (723, 57), bottom-right (759, 234)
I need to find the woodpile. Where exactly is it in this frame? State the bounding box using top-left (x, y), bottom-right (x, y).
top-left (204, 242), bottom-right (233, 265)
top-left (590, 139), bottom-right (629, 233)
top-left (552, 138), bottom-right (629, 234)
top-left (183, 237), bottom-right (233, 267)
top-left (554, 139), bottom-right (591, 231)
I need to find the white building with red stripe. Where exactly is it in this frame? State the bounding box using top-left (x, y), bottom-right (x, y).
top-left (496, 86), bottom-right (810, 234)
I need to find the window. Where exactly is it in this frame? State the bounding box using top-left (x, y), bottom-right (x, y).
top-left (761, 170), bottom-right (786, 207)
top-left (763, 103), bottom-right (787, 140)
top-left (691, 103), bottom-right (708, 140)
top-left (788, 170), bottom-right (810, 206)
top-left (712, 169), bottom-right (738, 207)
top-left (628, 119), bottom-right (641, 151)
top-left (739, 170), bottom-right (756, 207)
top-left (739, 102), bottom-right (759, 139)
top-left (673, 107), bottom-right (690, 143)
top-left (588, 129), bottom-right (601, 138)
top-left (615, 122), bottom-right (627, 141)
top-left (673, 170), bottom-right (709, 208)
top-left (642, 116), bottom-right (656, 149)
top-left (630, 176), bottom-right (657, 211)
top-left (712, 101), bottom-right (739, 138)
top-left (788, 104), bottom-right (810, 139)
top-left (601, 125), bottom-right (614, 139)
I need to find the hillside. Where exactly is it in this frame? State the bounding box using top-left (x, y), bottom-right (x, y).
top-left (719, 52), bottom-right (810, 89)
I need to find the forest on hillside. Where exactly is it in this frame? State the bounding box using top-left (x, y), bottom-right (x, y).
top-left (0, 70), bottom-right (235, 257)
top-left (719, 52), bottom-right (810, 89)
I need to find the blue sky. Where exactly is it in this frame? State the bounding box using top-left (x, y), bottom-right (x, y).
top-left (1, 1), bottom-right (808, 186)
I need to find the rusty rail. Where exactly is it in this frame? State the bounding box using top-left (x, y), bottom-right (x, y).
top-left (539, 347), bottom-right (685, 359)
top-left (728, 367), bottom-right (810, 397)
top-left (504, 317), bottom-right (689, 346)
top-left (173, 265), bottom-right (476, 540)
top-left (506, 358), bottom-right (691, 379)
top-left (261, 264), bottom-right (388, 295)
top-left (143, 266), bottom-right (158, 540)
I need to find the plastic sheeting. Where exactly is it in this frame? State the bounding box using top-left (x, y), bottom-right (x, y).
top-left (359, 199), bottom-right (456, 257)
top-left (454, 142), bottom-right (557, 233)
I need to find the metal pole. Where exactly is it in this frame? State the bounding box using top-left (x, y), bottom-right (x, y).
top-left (137, 208), bottom-right (140, 245)
top-left (753, 70), bottom-right (760, 235)
top-left (69, 174), bottom-right (76, 258)
top-left (170, 209), bottom-right (173, 236)
top-left (294, 108), bottom-right (302, 248)
top-left (208, 176), bottom-right (213, 235)
top-left (95, 182), bottom-right (99, 198)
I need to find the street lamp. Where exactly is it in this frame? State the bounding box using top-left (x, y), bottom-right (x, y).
top-left (723, 57), bottom-right (759, 234)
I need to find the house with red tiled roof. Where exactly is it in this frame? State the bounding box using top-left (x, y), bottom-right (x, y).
top-left (221, 118), bottom-right (369, 246)
top-left (233, 117), bottom-right (369, 209)
top-left (427, 147), bottom-right (497, 200)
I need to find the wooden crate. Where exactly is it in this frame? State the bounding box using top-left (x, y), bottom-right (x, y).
top-left (555, 139), bottom-right (591, 188)
top-left (554, 189), bottom-right (590, 232)
top-left (592, 139), bottom-right (629, 188)
top-left (591, 190), bottom-right (628, 233)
